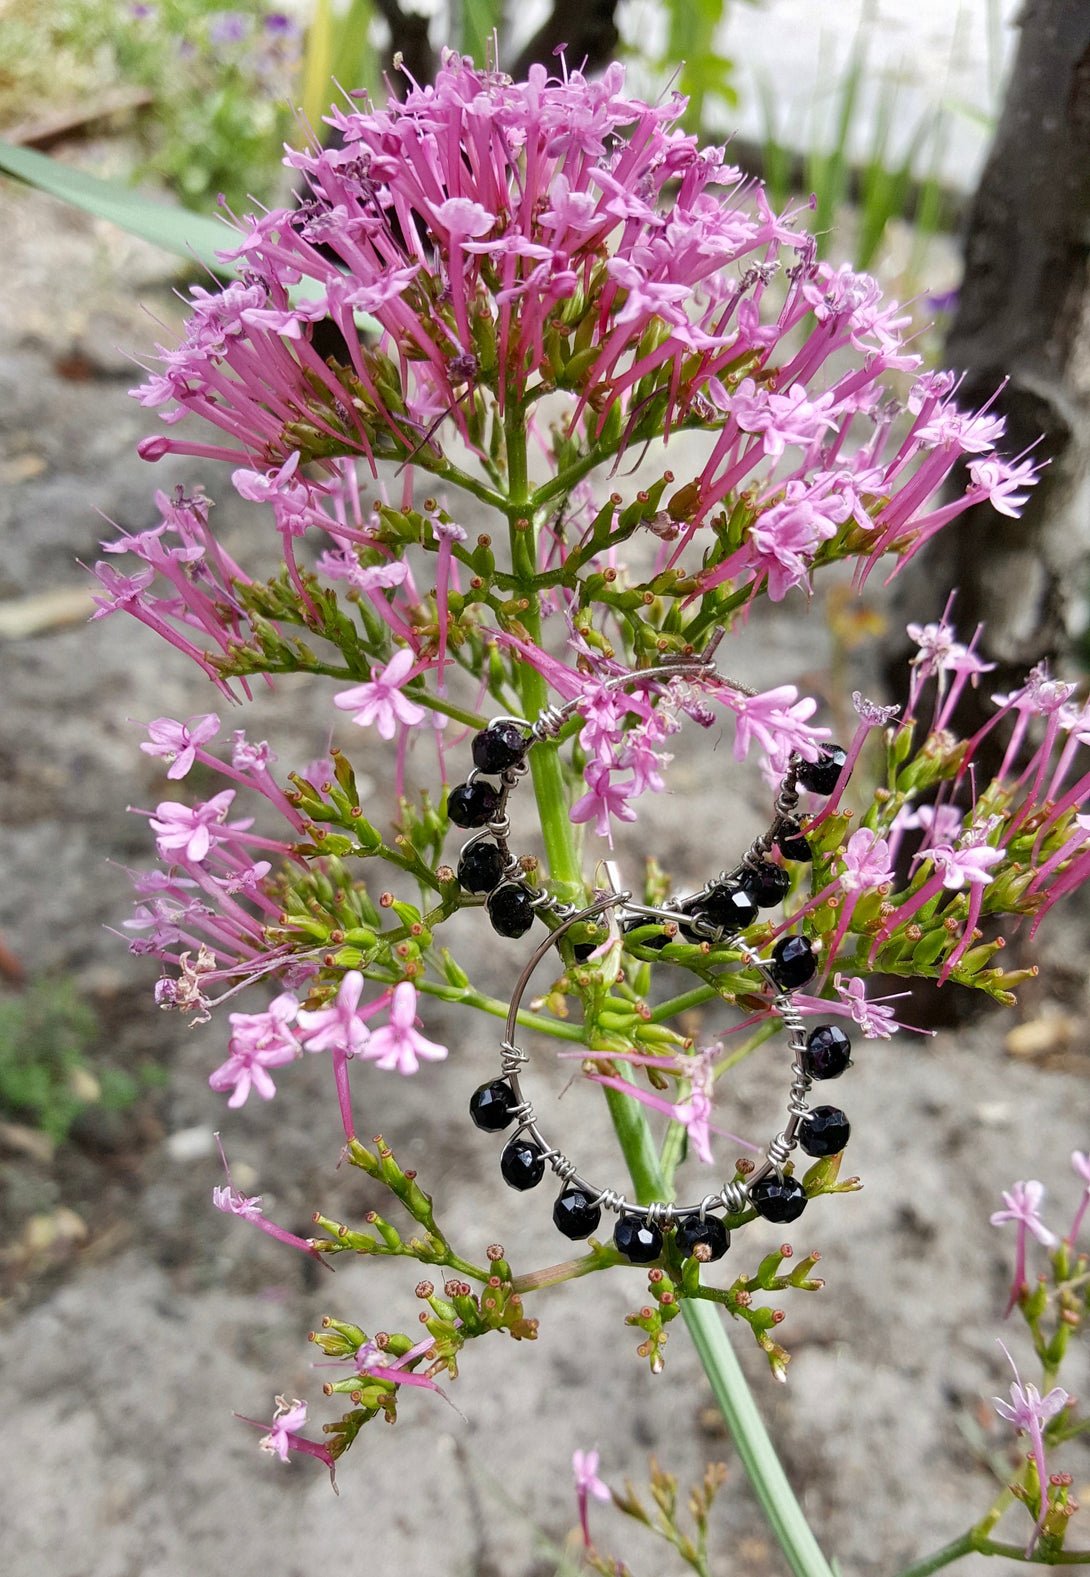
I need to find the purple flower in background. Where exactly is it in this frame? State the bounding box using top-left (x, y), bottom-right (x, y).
top-left (208, 11), bottom-right (249, 46)
top-left (991, 1180), bottom-right (1058, 1316)
top-left (572, 1448), bottom-right (611, 1546)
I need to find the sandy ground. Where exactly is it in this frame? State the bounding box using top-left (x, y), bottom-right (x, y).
top-left (1, 164), bottom-right (1089, 1577)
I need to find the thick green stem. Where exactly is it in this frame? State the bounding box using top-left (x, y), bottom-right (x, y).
top-left (894, 1532), bottom-right (978, 1577)
top-left (505, 402), bottom-right (583, 898)
top-left (606, 1084), bottom-right (836, 1577)
top-left (897, 1531), bottom-right (1090, 1575)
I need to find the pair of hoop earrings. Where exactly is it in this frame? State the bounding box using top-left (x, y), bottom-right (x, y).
top-left (452, 656), bottom-right (854, 1263)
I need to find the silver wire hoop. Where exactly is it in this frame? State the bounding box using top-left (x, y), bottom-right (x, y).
top-left (457, 647), bottom-right (854, 1260)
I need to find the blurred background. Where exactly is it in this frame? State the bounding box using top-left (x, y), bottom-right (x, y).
top-left (5, 3), bottom-right (1090, 1574)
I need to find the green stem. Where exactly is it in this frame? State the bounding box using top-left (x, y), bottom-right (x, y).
top-left (897, 1532), bottom-right (1090, 1575)
top-left (512, 1250), bottom-right (620, 1293)
top-left (505, 402), bottom-right (583, 899)
top-left (648, 982), bottom-right (725, 1022)
top-left (894, 1532), bottom-right (977, 1577)
top-left (607, 1088), bottom-right (835, 1577)
top-left (398, 975), bottom-right (589, 1043)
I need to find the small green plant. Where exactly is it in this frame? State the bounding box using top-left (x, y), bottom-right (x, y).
top-left (0, 1), bottom-right (303, 213)
top-left (0, 978), bottom-right (136, 1142)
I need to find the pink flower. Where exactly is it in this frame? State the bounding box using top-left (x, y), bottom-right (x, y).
top-left (212, 1136), bottom-right (324, 1261)
top-left (333, 649), bottom-right (427, 739)
top-left (237, 1396), bottom-right (335, 1479)
top-left (838, 830), bottom-right (894, 893)
top-left (931, 836), bottom-right (1004, 890)
top-left (992, 1341), bottom-right (1069, 1557)
top-left (261, 1397), bottom-right (309, 1463)
top-left (208, 991), bottom-right (301, 1107)
top-left (968, 455), bottom-right (1039, 518)
top-left (573, 1448), bottom-right (611, 1546)
top-left (1066, 1151), bottom-right (1090, 1244)
top-left (570, 760), bottom-right (639, 843)
top-left (149, 789), bottom-right (248, 863)
top-left (723, 684), bottom-right (828, 764)
top-left (296, 970), bottom-right (373, 1056)
top-left (991, 1180), bottom-right (1058, 1317)
top-left (141, 714), bottom-right (220, 779)
top-left (364, 982), bottom-right (448, 1075)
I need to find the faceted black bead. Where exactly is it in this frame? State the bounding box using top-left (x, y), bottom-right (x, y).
top-left (487, 884), bottom-right (535, 938)
top-left (770, 933), bottom-right (817, 991)
top-left (457, 841), bottom-right (506, 894)
top-left (750, 1174), bottom-right (807, 1223)
top-left (613, 1214), bottom-right (663, 1263)
top-left (674, 1213), bottom-right (730, 1262)
top-left (448, 780), bottom-right (501, 828)
top-left (737, 861), bottom-right (791, 908)
top-left (471, 722), bottom-right (528, 775)
top-left (776, 819), bottom-right (812, 862)
top-left (803, 1024), bottom-right (852, 1080)
top-left (695, 882), bottom-right (759, 934)
top-left (469, 1079), bottom-right (517, 1132)
top-left (798, 1105), bottom-right (851, 1157)
top-left (796, 744), bottom-right (849, 797)
top-left (553, 1187), bottom-right (602, 1240)
top-left (500, 1136), bottom-right (546, 1190)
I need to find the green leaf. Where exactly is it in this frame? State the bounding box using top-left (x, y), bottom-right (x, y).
top-left (0, 141), bottom-right (378, 322)
top-left (460, 0), bottom-right (504, 66)
top-left (0, 139), bottom-right (234, 273)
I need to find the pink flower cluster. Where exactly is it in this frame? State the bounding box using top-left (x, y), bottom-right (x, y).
top-left (118, 55), bottom-right (1036, 663)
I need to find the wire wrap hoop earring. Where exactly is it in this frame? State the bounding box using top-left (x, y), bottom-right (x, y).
top-left (456, 647), bottom-right (854, 1261)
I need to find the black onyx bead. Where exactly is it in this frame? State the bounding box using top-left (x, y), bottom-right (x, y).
top-left (448, 780), bottom-right (501, 828)
top-left (796, 744), bottom-right (849, 797)
top-left (471, 722), bottom-right (528, 775)
top-left (674, 1213), bottom-right (730, 1262)
top-left (738, 861), bottom-right (791, 908)
top-left (770, 933), bottom-right (817, 991)
top-left (500, 1136), bottom-right (545, 1190)
top-left (456, 841), bottom-right (506, 894)
top-left (803, 1024), bottom-right (852, 1080)
top-left (798, 1105), bottom-right (851, 1157)
top-left (469, 1079), bottom-right (517, 1132)
top-left (553, 1187), bottom-right (602, 1240)
top-left (487, 884), bottom-right (535, 938)
top-left (613, 1214), bottom-right (663, 1263)
top-left (776, 820), bottom-right (812, 862)
top-left (750, 1174), bottom-right (807, 1223)
top-left (695, 882), bottom-right (759, 933)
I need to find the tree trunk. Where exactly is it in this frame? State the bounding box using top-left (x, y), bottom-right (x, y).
top-left (892, 0), bottom-right (1090, 700)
